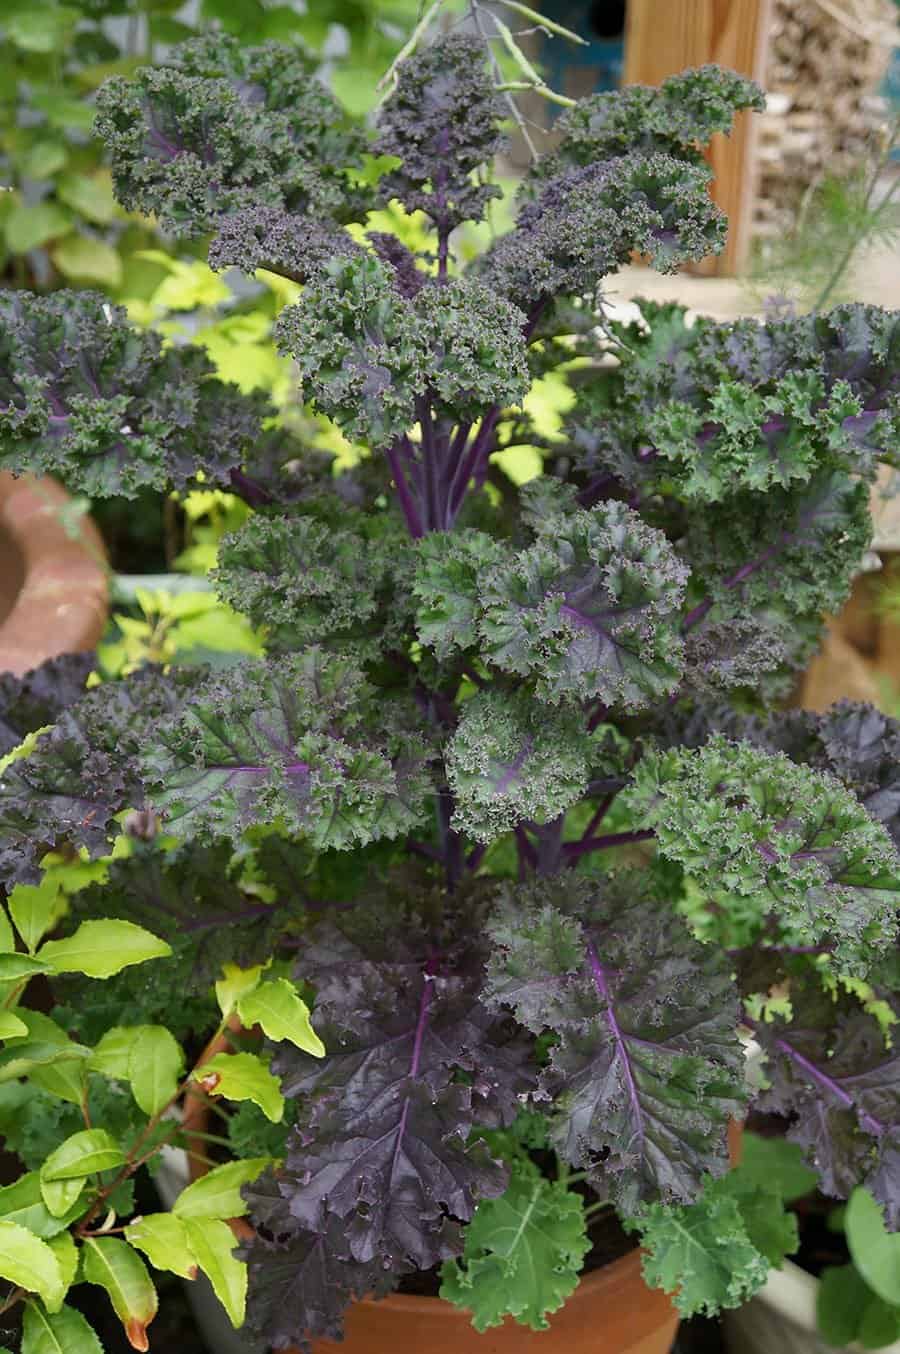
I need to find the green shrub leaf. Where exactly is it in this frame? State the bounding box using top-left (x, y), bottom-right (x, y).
top-left (39, 921), bottom-right (171, 979)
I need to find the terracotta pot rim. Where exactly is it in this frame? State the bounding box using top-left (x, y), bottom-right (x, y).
top-left (0, 472), bottom-right (108, 677)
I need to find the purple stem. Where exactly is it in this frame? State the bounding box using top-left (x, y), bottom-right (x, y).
top-left (579, 793), bottom-right (617, 845)
top-left (385, 440), bottom-right (425, 539)
top-left (229, 467), bottom-right (273, 507)
top-left (564, 828), bottom-right (655, 861)
top-left (389, 969), bottom-right (434, 1187)
top-left (467, 842), bottom-right (488, 873)
top-left (770, 1031), bottom-right (884, 1138)
top-left (587, 938), bottom-right (645, 1150)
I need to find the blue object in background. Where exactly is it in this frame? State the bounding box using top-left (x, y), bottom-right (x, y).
top-left (537, 0), bottom-right (626, 110)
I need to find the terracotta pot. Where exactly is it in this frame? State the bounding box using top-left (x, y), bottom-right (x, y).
top-left (0, 472), bottom-right (108, 677)
top-left (182, 1030), bottom-right (681, 1354)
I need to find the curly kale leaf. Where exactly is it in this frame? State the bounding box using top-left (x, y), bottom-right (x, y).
top-left (747, 702), bottom-right (900, 852)
top-left (243, 1204), bottom-right (404, 1354)
top-left (684, 472), bottom-right (872, 624)
top-left (538, 66), bottom-right (764, 180)
top-left (484, 874), bottom-right (745, 1211)
top-left (482, 153), bottom-right (726, 310)
top-left (0, 667), bottom-right (196, 886)
top-left (649, 373), bottom-right (865, 502)
top-left (440, 1157), bottom-right (589, 1332)
top-left (754, 982), bottom-right (900, 1227)
top-left (276, 258), bottom-right (529, 448)
top-left (412, 529), bottom-right (506, 659)
top-left (478, 503), bottom-right (687, 708)
top-left (214, 514), bottom-right (406, 654)
top-left (628, 736), bottom-right (900, 971)
top-left (208, 207), bottom-right (361, 281)
top-left (269, 914), bottom-right (536, 1275)
top-left (95, 34), bottom-right (367, 236)
top-left (446, 690), bottom-right (589, 841)
top-left (276, 253), bottom-right (425, 447)
top-left (0, 653), bottom-right (94, 757)
top-left (144, 651), bottom-right (433, 849)
top-left (374, 34), bottom-right (505, 232)
top-left (0, 291), bottom-right (269, 497)
top-left (633, 1173), bottom-right (776, 1318)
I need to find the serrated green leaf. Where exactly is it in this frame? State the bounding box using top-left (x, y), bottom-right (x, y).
top-left (181, 1218), bottom-right (246, 1329)
top-left (0, 1221), bottom-right (64, 1309)
top-left (0, 1041), bottom-right (90, 1088)
top-left (83, 1237), bottom-right (157, 1351)
top-left (738, 1132), bottom-right (819, 1203)
top-left (56, 174), bottom-right (117, 226)
top-left (5, 203), bottom-right (71, 254)
top-left (0, 910), bottom-right (14, 954)
top-left (38, 921), bottom-right (171, 979)
top-left (0, 1011), bottom-right (28, 1039)
top-left (173, 1158), bottom-right (269, 1221)
top-left (215, 963), bottom-right (264, 1019)
top-left (191, 1052), bottom-right (284, 1122)
top-left (237, 979), bottom-right (325, 1057)
top-left (39, 1178), bottom-right (85, 1221)
top-left (124, 1214), bottom-right (197, 1280)
top-left (846, 1187), bottom-right (900, 1308)
top-left (21, 142), bottom-right (69, 180)
top-left (42, 1130), bottom-right (125, 1182)
top-left (440, 1162), bottom-right (589, 1331)
top-left (23, 1298), bottom-right (104, 1354)
top-left (51, 235), bottom-right (123, 289)
top-left (9, 879), bottom-right (65, 952)
top-left (44, 1233), bottom-right (78, 1313)
top-left (0, 953), bottom-right (54, 982)
top-left (0, 1173), bottom-right (82, 1239)
top-left (90, 1027), bottom-right (140, 1081)
top-left (128, 1026), bottom-right (183, 1116)
top-left (635, 1174), bottom-right (770, 1317)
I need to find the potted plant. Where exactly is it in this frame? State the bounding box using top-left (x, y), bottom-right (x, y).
top-left (0, 22), bottom-right (898, 1354)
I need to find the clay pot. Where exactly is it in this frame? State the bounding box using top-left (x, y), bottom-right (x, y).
top-left (182, 1030), bottom-right (681, 1354)
top-left (0, 473), bottom-right (108, 676)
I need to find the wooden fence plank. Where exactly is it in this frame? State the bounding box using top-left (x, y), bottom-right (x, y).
top-left (623, 0), bottom-right (773, 274)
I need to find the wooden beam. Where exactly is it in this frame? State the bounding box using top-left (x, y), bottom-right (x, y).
top-left (623, 0), bottom-right (773, 274)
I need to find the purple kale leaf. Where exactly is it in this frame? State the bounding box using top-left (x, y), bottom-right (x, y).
top-left (0, 666), bottom-right (196, 886)
top-left (0, 290), bottom-right (271, 498)
top-left (374, 34), bottom-right (506, 233)
top-left (754, 981), bottom-right (900, 1227)
top-left (478, 502), bottom-right (687, 708)
top-left (628, 736), bottom-right (900, 972)
top-left (0, 652), bottom-right (94, 757)
top-left (144, 650), bottom-right (433, 849)
top-left (95, 33), bottom-right (367, 237)
top-left (484, 873), bottom-right (745, 1211)
top-left (242, 1181), bottom-right (404, 1353)
top-left (269, 909), bottom-right (536, 1276)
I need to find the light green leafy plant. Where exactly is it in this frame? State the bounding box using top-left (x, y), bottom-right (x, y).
top-left (0, 880), bottom-right (323, 1349)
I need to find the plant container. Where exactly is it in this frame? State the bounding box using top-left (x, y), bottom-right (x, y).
top-left (0, 472), bottom-right (108, 676)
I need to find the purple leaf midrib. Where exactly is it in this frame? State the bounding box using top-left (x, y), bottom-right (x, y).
top-left (775, 1035), bottom-right (885, 1137)
top-left (388, 971), bottom-right (434, 1191)
top-left (586, 937), bottom-right (645, 1150)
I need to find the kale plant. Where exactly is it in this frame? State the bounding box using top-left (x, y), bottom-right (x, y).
top-left (1, 28), bottom-right (899, 1350)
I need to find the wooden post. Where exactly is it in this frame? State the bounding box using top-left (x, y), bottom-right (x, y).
top-left (623, 0), bottom-right (773, 274)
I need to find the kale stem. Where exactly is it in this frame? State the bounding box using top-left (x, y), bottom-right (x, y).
top-left (564, 828), bottom-right (655, 860)
top-left (385, 439), bottom-right (425, 537)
